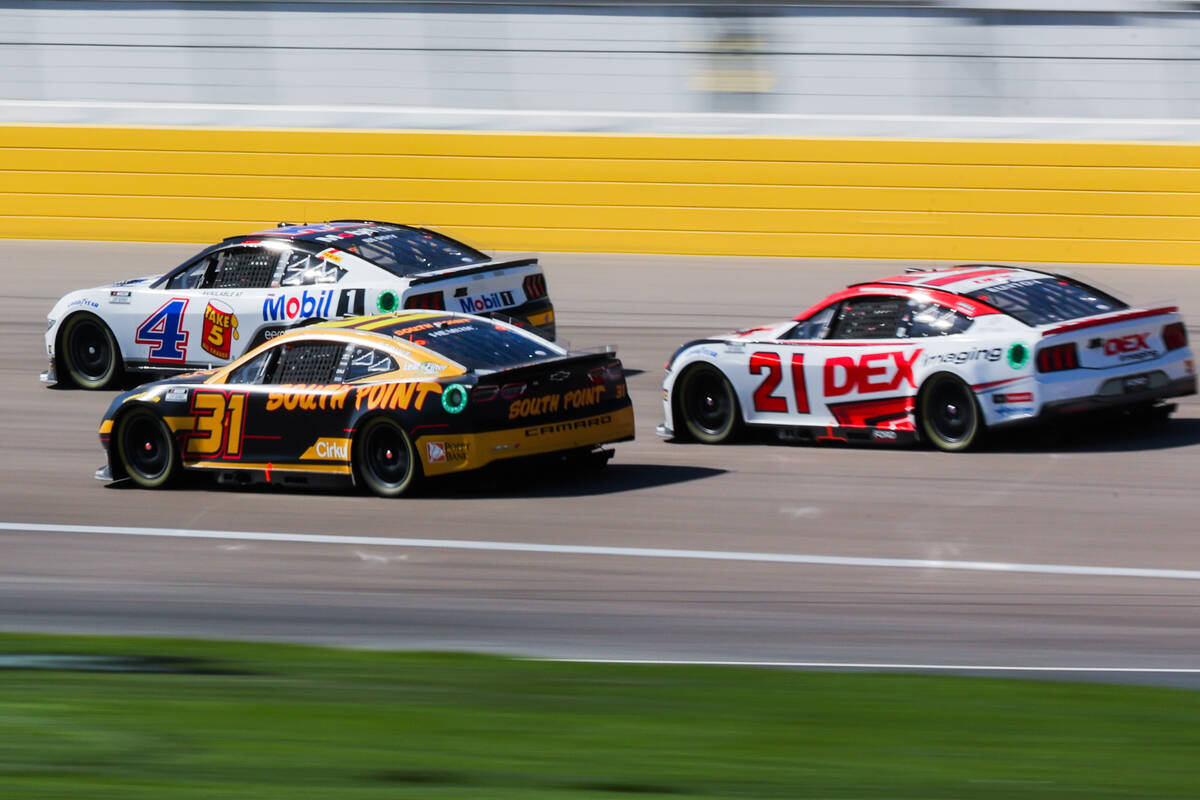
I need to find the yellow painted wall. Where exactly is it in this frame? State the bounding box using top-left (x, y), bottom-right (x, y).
top-left (2, 124), bottom-right (1199, 264)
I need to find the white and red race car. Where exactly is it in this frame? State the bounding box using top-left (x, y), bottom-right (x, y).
top-left (43, 221), bottom-right (555, 389)
top-left (659, 265), bottom-right (1196, 451)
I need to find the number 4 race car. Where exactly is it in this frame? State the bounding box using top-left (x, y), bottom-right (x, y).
top-left (659, 265), bottom-right (1196, 451)
top-left (96, 311), bottom-right (634, 497)
top-left (44, 221), bottom-right (556, 389)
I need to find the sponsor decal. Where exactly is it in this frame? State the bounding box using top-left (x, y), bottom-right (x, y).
top-left (336, 288), bottom-right (366, 317)
top-left (165, 387), bottom-right (190, 403)
top-left (112, 277), bottom-right (152, 286)
top-left (200, 300), bottom-right (240, 359)
top-left (994, 406), bottom-right (1035, 417)
top-left (685, 346), bottom-right (720, 359)
top-left (317, 247), bottom-right (344, 264)
top-left (300, 437), bottom-right (351, 461)
top-left (266, 385), bottom-right (352, 412)
top-left (109, 290), bottom-right (131, 304)
top-left (441, 383), bottom-right (469, 414)
top-left (993, 392), bottom-right (1033, 404)
top-left (823, 350), bottom-right (921, 397)
top-left (923, 347), bottom-right (1001, 366)
top-left (261, 289), bottom-right (334, 322)
top-left (458, 290), bottom-right (515, 314)
top-left (68, 298), bottom-right (100, 309)
top-left (352, 381), bottom-right (443, 412)
top-left (1097, 332), bottom-right (1157, 363)
top-left (872, 429), bottom-right (898, 440)
top-left (508, 386), bottom-right (606, 420)
top-left (425, 441), bottom-right (468, 464)
top-left (524, 414), bottom-right (614, 437)
top-left (1007, 343), bottom-right (1031, 369)
top-left (376, 289), bottom-right (399, 313)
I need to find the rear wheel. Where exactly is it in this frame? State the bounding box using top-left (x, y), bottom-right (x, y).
top-left (676, 364), bottom-right (741, 444)
top-left (354, 417), bottom-right (421, 497)
top-left (60, 313), bottom-right (121, 389)
top-left (919, 373), bottom-right (982, 452)
top-left (115, 408), bottom-right (179, 488)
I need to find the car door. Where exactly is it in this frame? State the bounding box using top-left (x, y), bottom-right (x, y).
top-left (128, 244), bottom-right (287, 371)
top-left (733, 295), bottom-right (933, 432)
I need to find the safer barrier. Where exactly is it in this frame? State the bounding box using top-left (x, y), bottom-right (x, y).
top-left (2, 125), bottom-right (1199, 264)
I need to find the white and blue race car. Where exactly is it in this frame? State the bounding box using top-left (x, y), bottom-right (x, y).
top-left (659, 265), bottom-right (1196, 451)
top-left (44, 221), bottom-right (555, 389)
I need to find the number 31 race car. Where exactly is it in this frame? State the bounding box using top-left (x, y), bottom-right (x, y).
top-left (659, 265), bottom-right (1196, 451)
top-left (97, 311), bottom-right (633, 496)
top-left (44, 221), bottom-right (556, 389)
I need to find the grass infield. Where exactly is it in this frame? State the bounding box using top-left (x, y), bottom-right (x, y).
top-left (0, 634), bottom-right (1197, 798)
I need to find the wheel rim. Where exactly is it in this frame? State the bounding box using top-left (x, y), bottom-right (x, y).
top-left (684, 370), bottom-right (732, 435)
top-left (363, 424), bottom-right (410, 487)
top-left (121, 414), bottom-right (170, 480)
top-left (926, 380), bottom-right (975, 443)
top-left (68, 319), bottom-right (112, 381)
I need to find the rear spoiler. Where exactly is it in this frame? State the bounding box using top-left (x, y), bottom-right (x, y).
top-left (1041, 306), bottom-right (1179, 337)
top-left (407, 257), bottom-right (538, 286)
top-left (476, 348), bottom-right (618, 382)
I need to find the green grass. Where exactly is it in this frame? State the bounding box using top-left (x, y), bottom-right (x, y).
top-left (0, 634), bottom-right (1197, 798)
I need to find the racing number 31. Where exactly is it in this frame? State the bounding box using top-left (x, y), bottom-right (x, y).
top-left (749, 351), bottom-right (809, 414)
top-left (186, 390), bottom-right (248, 458)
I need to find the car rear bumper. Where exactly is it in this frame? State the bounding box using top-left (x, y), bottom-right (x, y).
top-left (1039, 374), bottom-right (1196, 419)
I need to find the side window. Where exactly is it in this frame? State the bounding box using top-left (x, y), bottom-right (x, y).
top-left (827, 297), bottom-right (909, 340)
top-left (784, 304), bottom-right (836, 340)
top-left (276, 250), bottom-right (346, 287)
top-left (209, 247), bottom-right (281, 289)
top-left (266, 341), bottom-right (346, 384)
top-left (905, 301), bottom-right (973, 337)
top-left (225, 347), bottom-right (278, 385)
top-left (165, 257), bottom-right (213, 290)
top-left (337, 345), bottom-right (398, 383)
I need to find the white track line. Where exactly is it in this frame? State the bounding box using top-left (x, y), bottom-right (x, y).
top-left (5, 99), bottom-right (1200, 127)
top-left (3, 521), bottom-right (1200, 581)
top-left (544, 659), bottom-right (1200, 674)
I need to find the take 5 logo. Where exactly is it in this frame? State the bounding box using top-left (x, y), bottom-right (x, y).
top-left (747, 348), bottom-right (923, 414)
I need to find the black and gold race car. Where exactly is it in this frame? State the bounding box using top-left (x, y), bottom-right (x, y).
top-left (96, 312), bottom-right (634, 496)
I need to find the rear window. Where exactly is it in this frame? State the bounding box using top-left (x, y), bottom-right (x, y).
top-left (319, 226), bottom-right (488, 277)
top-left (966, 277), bottom-right (1126, 326)
top-left (391, 318), bottom-right (560, 370)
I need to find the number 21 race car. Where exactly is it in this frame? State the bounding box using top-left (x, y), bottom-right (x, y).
top-left (659, 265), bottom-right (1196, 451)
top-left (97, 311), bottom-right (633, 496)
top-left (45, 221), bottom-right (556, 389)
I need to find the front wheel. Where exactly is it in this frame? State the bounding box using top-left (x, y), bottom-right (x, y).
top-left (676, 364), bottom-right (741, 444)
top-left (115, 407), bottom-right (180, 488)
top-left (918, 373), bottom-right (983, 452)
top-left (354, 417), bottom-right (422, 498)
top-left (60, 313), bottom-right (121, 389)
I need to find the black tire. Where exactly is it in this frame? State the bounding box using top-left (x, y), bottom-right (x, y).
top-left (60, 313), bottom-right (121, 389)
top-left (918, 373), bottom-right (983, 452)
top-left (676, 364), bottom-right (741, 444)
top-left (354, 417), bottom-right (422, 498)
top-left (115, 407), bottom-right (180, 489)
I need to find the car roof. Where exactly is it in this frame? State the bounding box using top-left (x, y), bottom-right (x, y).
top-left (221, 220), bottom-right (413, 245)
top-left (858, 264), bottom-right (1054, 293)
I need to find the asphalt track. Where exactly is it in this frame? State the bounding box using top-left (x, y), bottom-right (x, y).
top-left (3, 241), bottom-right (1200, 686)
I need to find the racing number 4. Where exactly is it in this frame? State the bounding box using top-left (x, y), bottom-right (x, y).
top-left (750, 351), bottom-right (809, 414)
top-left (136, 298), bottom-right (190, 363)
top-left (186, 390), bottom-right (247, 458)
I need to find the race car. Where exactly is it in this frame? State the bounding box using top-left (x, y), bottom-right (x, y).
top-left (44, 221), bottom-right (556, 389)
top-left (96, 311), bottom-right (633, 496)
top-left (659, 265), bottom-right (1196, 451)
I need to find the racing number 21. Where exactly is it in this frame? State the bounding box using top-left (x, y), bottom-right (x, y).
top-left (749, 352), bottom-right (809, 414)
top-left (186, 390), bottom-right (247, 458)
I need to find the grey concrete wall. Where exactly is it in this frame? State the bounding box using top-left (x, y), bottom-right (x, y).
top-left (2, 1), bottom-right (1200, 139)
